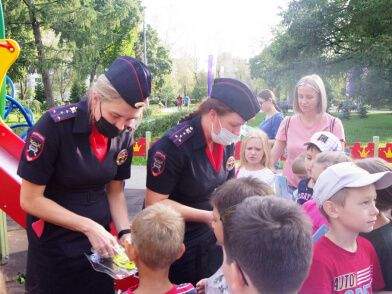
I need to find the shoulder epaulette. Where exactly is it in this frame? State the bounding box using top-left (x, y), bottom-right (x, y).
top-left (168, 122), bottom-right (195, 147)
top-left (49, 104), bottom-right (78, 123)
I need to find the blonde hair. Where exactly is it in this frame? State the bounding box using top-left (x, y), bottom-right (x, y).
top-left (87, 74), bottom-right (145, 125)
top-left (240, 130), bottom-right (272, 169)
top-left (293, 74), bottom-right (327, 114)
top-left (131, 203), bottom-right (185, 269)
top-left (86, 74), bottom-right (123, 121)
top-left (90, 74), bottom-right (123, 103)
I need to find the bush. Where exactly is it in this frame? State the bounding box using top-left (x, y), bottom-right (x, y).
top-left (34, 81), bottom-right (45, 104)
top-left (358, 104), bottom-right (369, 119)
top-left (70, 80), bottom-right (87, 103)
top-left (135, 108), bottom-right (193, 139)
top-left (338, 101), bottom-right (351, 120)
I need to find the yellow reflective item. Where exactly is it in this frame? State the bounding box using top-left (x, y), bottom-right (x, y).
top-left (113, 252), bottom-right (136, 270)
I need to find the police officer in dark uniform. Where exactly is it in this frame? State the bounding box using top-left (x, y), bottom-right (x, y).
top-left (17, 56), bottom-right (151, 293)
top-left (145, 78), bottom-right (260, 285)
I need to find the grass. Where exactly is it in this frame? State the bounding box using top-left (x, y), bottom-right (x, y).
top-left (248, 112), bottom-right (392, 145)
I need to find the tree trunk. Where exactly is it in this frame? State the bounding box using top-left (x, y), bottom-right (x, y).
top-left (25, 0), bottom-right (55, 107)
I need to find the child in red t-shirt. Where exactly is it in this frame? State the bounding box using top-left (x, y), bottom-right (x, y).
top-left (124, 203), bottom-right (195, 294)
top-left (300, 162), bottom-right (392, 293)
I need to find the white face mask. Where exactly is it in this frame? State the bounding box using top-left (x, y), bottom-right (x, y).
top-left (211, 117), bottom-right (240, 146)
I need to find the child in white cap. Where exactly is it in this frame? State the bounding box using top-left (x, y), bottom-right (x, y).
top-left (296, 131), bottom-right (342, 204)
top-left (300, 161), bottom-right (392, 293)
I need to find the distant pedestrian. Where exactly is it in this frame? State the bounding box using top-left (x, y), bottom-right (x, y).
top-left (176, 95), bottom-right (183, 108)
top-left (183, 95), bottom-right (190, 108)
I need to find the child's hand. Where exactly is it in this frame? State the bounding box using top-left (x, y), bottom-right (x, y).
top-left (196, 278), bottom-right (206, 294)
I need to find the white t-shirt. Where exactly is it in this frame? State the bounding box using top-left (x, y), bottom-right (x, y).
top-left (236, 167), bottom-right (275, 188)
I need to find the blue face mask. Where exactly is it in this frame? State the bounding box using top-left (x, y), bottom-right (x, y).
top-left (211, 118), bottom-right (240, 146)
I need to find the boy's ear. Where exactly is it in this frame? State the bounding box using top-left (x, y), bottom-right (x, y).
top-left (229, 262), bottom-right (247, 292)
top-left (176, 243), bottom-right (186, 261)
top-left (124, 240), bottom-right (138, 261)
top-left (323, 200), bottom-right (339, 219)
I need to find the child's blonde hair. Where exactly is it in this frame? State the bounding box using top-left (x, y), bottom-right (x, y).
top-left (240, 130), bottom-right (271, 169)
top-left (131, 203), bottom-right (185, 269)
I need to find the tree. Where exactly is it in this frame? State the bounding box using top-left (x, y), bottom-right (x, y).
top-left (34, 80), bottom-right (45, 103)
top-left (69, 78), bottom-right (87, 104)
top-left (4, 0), bottom-right (144, 106)
top-left (134, 24), bottom-right (172, 96)
top-left (172, 56), bottom-right (197, 97)
top-left (54, 0), bottom-right (143, 85)
top-left (191, 71), bottom-right (208, 102)
top-left (249, 0), bottom-right (392, 107)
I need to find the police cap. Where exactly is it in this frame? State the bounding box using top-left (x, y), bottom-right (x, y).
top-left (210, 78), bottom-right (260, 121)
top-left (105, 56), bottom-right (152, 108)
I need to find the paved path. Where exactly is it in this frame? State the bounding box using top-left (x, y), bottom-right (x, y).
top-left (2, 165), bottom-right (147, 293)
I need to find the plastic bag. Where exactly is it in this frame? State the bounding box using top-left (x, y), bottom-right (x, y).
top-left (85, 245), bottom-right (137, 280)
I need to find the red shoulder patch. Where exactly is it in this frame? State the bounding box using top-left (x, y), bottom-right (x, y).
top-left (25, 132), bottom-right (45, 161)
top-left (151, 151), bottom-right (166, 177)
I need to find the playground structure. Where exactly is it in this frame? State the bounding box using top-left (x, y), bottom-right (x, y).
top-left (0, 0), bottom-right (35, 265)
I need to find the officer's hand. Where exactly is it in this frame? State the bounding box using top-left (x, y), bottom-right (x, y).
top-left (196, 278), bottom-right (206, 294)
top-left (119, 233), bottom-right (132, 247)
top-left (85, 221), bottom-right (118, 258)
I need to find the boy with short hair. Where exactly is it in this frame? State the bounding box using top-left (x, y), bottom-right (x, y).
top-left (300, 162), bottom-right (392, 293)
top-left (124, 203), bottom-right (196, 294)
top-left (223, 196), bottom-right (313, 294)
top-left (296, 131), bottom-right (342, 204)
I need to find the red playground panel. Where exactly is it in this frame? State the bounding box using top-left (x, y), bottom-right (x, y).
top-left (133, 137), bottom-right (146, 157)
top-left (0, 122), bottom-right (26, 228)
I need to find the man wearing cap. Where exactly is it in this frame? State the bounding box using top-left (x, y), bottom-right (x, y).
top-left (300, 162), bottom-right (392, 293)
top-left (145, 78), bottom-right (260, 285)
top-left (18, 56), bottom-right (151, 293)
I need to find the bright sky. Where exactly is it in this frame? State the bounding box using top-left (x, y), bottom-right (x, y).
top-left (142, 0), bottom-right (290, 66)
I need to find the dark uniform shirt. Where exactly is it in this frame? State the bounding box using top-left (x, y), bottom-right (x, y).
top-left (147, 115), bottom-right (235, 239)
top-left (17, 100), bottom-right (134, 293)
top-left (18, 100), bottom-right (133, 192)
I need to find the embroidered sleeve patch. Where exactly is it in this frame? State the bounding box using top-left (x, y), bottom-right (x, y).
top-left (25, 132), bottom-right (45, 161)
top-left (226, 156), bottom-right (235, 171)
top-left (116, 149), bottom-right (129, 165)
top-left (151, 151), bottom-right (166, 177)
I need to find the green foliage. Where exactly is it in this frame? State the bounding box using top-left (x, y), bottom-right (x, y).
top-left (153, 75), bottom-right (179, 106)
top-left (249, 0), bottom-right (392, 107)
top-left (358, 104), bottom-right (369, 119)
top-left (191, 71), bottom-right (207, 102)
top-left (53, 0), bottom-right (142, 81)
top-left (3, 0), bottom-right (153, 105)
top-left (134, 109), bottom-right (193, 139)
top-left (69, 80), bottom-right (87, 103)
top-left (23, 99), bottom-right (43, 115)
top-left (34, 81), bottom-right (45, 104)
top-left (339, 101), bottom-right (351, 120)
